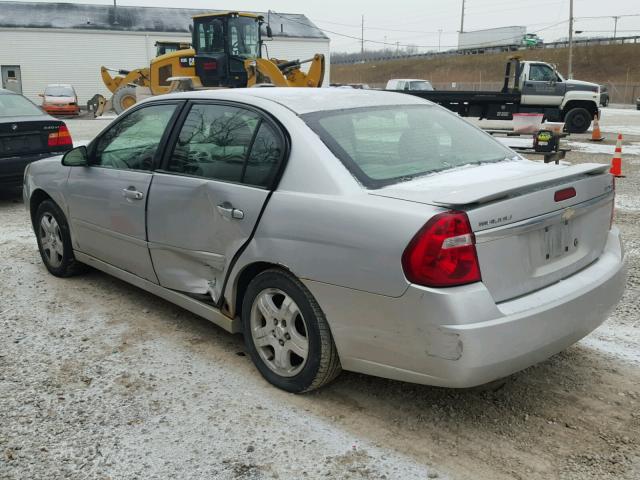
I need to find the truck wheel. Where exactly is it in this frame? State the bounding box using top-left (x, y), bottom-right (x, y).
top-left (112, 86), bottom-right (137, 115)
top-left (564, 108), bottom-right (592, 133)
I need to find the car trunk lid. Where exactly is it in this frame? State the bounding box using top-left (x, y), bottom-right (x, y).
top-left (0, 118), bottom-right (64, 158)
top-left (371, 160), bottom-right (614, 302)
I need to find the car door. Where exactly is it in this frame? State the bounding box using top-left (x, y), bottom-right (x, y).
top-left (146, 101), bottom-right (286, 303)
top-left (521, 63), bottom-right (566, 106)
top-left (66, 102), bottom-right (181, 282)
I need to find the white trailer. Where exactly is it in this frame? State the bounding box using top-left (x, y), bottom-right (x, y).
top-left (458, 26), bottom-right (527, 51)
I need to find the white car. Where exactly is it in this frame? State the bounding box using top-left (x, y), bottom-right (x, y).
top-left (386, 79), bottom-right (434, 91)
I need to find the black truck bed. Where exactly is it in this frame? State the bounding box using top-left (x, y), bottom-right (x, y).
top-left (389, 89), bottom-right (562, 122)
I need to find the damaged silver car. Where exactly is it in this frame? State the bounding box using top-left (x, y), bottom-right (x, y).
top-left (24, 88), bottom-right (626, 392)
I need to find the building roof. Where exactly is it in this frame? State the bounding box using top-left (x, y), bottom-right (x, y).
top-left (0, 1), bottom-right (328, 39)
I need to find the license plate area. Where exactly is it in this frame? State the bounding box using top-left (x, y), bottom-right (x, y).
top-left (543, 219), bottom-right (576, 261)
top-left (0, 134), bottom-right (44, 155)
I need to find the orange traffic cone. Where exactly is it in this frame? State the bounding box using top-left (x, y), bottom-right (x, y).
top-left (590, 114), bottom-right (604, 142)
top-left (610, 133), bottom-right (625, 177)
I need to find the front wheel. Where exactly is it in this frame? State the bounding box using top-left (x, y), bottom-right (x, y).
top-left (35, 200), bottom-right (87, 277)
top-left (242, 269), bottom-right (341, 393)
top-left (564, 107), bottom-right (592, 133)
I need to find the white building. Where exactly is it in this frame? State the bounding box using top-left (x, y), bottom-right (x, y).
top-left (0, 1), bottom-right (330, 104)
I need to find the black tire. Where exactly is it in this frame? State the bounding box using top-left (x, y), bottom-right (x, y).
top-left (112, 86), bottom-right (137, 115)
top-left (34, 200), bottom-right (87, 277)
top-left (242, 269), bottom-right (341, 393)
top-left (564, 107), bottom-right (592, 133)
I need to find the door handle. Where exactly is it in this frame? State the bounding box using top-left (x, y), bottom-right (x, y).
top-left (217, 203), bottom-right (244, 220)
top-left (122, 188), bottom-right (144, 200)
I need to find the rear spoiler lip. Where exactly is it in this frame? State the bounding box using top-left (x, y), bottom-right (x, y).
top-left (372, 163), bottom-right (610, 208)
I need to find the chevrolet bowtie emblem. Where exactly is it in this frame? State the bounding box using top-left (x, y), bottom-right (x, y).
top-left (11, 124), bottom-right (17, 131)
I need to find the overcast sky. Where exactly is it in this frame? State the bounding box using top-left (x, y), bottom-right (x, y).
top-left (22, 0), bottom-right (640, 52)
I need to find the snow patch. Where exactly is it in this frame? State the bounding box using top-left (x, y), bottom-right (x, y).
top-left (616, 194), bottom-right (640, 212)
top-left (567, 141), bottom-right (640, 156)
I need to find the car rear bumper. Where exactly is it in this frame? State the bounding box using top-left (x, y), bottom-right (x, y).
top-left (0, 152), bottom-right (61, 187)
top-left (43, 105), bottom-right (80, 115)
top-left (303, 227), bottom-right (626, 388)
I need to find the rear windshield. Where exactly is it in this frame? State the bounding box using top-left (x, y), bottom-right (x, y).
top-left (0, 94), bottom-right (43, 117)
top-left (410, 81), bottom-right (433, 91)
top-left (45, 86), bottom-right (74, 97)
top-left (303, 105), bottom-right (512, 188)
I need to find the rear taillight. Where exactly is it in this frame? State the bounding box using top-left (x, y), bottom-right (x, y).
top-left (48, 124), bottom-right (73, 148)
top-left (402, 211), bottom-right (481, 288)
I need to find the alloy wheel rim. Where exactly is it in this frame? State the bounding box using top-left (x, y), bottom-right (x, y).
top-left (39, 213), bottom-right (64, 268)
top-left (250, 288), bottom-right (309, 377)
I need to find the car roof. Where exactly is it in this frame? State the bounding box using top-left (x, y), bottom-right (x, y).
top-left (158, 87), bottom-right (431, 115)
top-left (45, 84), bottom-right (74, 88)
top-left (389, 79), bottom-right (431, 82)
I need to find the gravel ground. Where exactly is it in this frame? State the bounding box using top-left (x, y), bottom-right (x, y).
top-left (1, 107), bottom-right (639, 480)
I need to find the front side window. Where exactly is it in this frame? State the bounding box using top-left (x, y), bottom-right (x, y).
top-left (303, 105), bottom-right (512, 188)
top-left (228, 17), bottom-right (259, 58)
top-left (529, 65), bottom-right (556, 82)
top-left (93, 104), bottom-right (177, 170)
top-left (167, 104), bottom-right (283, 188)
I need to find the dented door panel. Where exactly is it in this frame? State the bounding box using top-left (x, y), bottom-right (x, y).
top-left (146, 172), bottom-right (269, 301)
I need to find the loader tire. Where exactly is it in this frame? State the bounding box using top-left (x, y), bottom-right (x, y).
top-left (112, 86), bottom-right (137, 115)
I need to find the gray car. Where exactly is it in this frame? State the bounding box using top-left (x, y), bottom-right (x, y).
top-left (24, 88), bottom-right (626, 393)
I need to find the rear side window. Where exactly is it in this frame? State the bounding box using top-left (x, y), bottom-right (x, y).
top-left (167, 104), bottom-right (283, 188)
top-left (303, 105), bottom-right (512, 188)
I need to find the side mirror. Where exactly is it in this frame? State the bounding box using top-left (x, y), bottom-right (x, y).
top-left (188, 24), bottom-right (193, 34)
top-left (404, 84), bottom-right (410, 91)
top-left (62, 146), bottom-right (89, 167)
top-left (266, 24), bottom-right (273, 38)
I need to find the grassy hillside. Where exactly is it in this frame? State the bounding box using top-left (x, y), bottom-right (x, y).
top-left (332, 44), bottom-right (640, 91)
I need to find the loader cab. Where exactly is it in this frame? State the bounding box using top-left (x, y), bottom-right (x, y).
top-left (192, 12), bottom-right (261, 88)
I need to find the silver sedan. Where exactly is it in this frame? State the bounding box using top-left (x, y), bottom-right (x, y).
top-left (24, 88), bottom-right (626, 392)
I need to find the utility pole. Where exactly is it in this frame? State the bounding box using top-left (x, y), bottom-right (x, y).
top-left (361, 15), bottom-right (364, 62)
top-left (438, 29), bottom-right (443, 52)
top-left (612, 16), bottom-right (620, 39)
top-left (113, 0), bottom-right (119, 25)
top-left (460, 0), bottom-right (465, 33)
top-left (568, 0), bottom-right (574, 79)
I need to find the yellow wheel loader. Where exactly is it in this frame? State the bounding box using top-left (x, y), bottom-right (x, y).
top-left (91, 12), bottom-right (325, 116)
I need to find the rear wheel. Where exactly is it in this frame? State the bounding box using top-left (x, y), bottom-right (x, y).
top-left (112, 86), bottom-right (137, 114)
top-left (242, 269), bottom-right (341, 393)
top-left (35, 200), bottom-right (87, 277)
top-left (564, 107), bottom-right (592, 133)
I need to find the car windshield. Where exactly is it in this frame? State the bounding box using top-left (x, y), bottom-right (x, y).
top-left (410, 81), bottom-right (433, 91)
top-left (0, 94), bottom-right (43, 117)
top-left (44, 86), bottom-right (74, 97)
top-left (303, 105), bottom-right (513, 188)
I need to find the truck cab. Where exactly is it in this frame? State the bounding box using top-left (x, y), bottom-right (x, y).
top-left (507, 60), bottom-right (600, 132)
